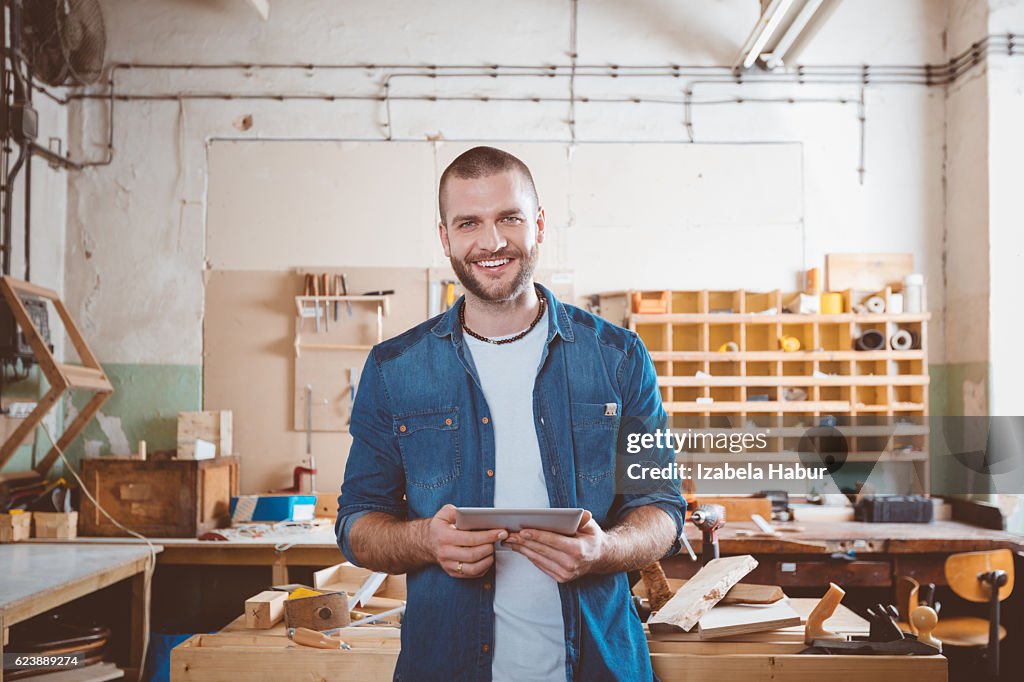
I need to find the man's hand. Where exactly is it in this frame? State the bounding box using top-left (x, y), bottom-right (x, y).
top-left (503, 510), bottom-right (607, 583)
top-left (426, 504), bottom-right (508, 579)
top-left (504, 506), bottom-right (676, 582)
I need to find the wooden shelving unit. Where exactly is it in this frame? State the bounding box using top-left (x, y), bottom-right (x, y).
top-left (599, 288), bottom-right (932, 491)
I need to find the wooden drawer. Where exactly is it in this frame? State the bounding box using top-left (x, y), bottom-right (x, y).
top-left (79, 456), bottom-right (239, 537)
top-left (770, 559), bottom-right (892, 587)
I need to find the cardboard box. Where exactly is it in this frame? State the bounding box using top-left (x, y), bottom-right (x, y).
top-left (230, 495), bottom-right (317, 522)
top-left (0, 511), bottom-right (32, 542)
top-left (34, 511), bottom-right (78, 539)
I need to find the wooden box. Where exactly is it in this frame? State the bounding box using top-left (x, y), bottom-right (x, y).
top-left (79, 456), bottom-right (239, 538)
top-left (33, 511), bottom-right (78, 539)
top-left (178, 410), bottom-right (233, 459)
top-left (0, 511), bottom-right (32, 542)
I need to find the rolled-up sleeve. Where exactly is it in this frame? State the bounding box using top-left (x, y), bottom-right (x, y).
top-left (335, 351), bottom-right (408, 567)
top-left (612, 332), bottom-right (686, 558)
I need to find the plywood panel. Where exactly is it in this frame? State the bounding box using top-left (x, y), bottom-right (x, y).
top-left (206, 141), bottom-right (437, 271)
top-left (205, 141), bottom-right (804, 297)
top-left (203, 268), bottom-right (424, 494)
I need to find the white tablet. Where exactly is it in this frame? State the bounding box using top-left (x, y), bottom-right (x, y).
top-left (454, 507), bottom-right (585, 535)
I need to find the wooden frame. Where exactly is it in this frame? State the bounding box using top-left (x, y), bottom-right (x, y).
top-left (0, 276), bottom-right (113, 477)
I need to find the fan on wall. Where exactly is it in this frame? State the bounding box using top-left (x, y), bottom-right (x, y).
top-left (21, 0), bottom-right (106, 87)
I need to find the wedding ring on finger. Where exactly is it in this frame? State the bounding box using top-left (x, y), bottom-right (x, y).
top-left (457, 561), bottom-right (464, 574)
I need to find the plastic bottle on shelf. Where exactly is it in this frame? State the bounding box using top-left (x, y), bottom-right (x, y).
top-left (903, 273), bottom-right (924, 313)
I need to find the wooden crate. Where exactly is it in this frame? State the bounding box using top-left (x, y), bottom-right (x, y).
top-left (79, 456), bottom-right (239, 537)
top-left (0, 511), bottom-right (31, 542)
top-left (33, 511), bottom-right (78, 538)
top-left (178, 410), bottom-right (233, 459)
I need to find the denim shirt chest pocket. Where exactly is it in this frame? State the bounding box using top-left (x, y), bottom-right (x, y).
top-left (570, 401), bottom-right (621, 482)
top-left (394, 407), bottom-right (461, 489)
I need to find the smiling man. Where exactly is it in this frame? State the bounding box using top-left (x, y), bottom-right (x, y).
top-left (336, 146), bottom-right (685, 681)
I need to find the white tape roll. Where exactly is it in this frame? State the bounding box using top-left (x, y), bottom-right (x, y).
top-left (865, 296), bottom-right (886, 314)
top-left (890, 329), bottom-right (914, 351)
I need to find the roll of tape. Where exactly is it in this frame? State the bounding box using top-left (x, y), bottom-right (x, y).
top-left (718, 341), bottom-right (739, 353)
top-left (865, 296), bottom-right (886, 314)
top-left (890, 329), bottom-right (913, 351)
top-left (780, 335), bottom-right (801, 353)
top-left (820, 292), bottom-right (843, 314)
top-left (855, 329), bottom-right (886, 351)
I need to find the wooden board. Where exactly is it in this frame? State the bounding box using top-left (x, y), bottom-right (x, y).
top-left (178, 411), bottom-right (233, 458)
top-left (825, 253), bottom-right (914, 292)
top-left (634, 577), bottom-right (783, 605)
top-left (171, 634), bottom-right (399, 682)
top-left (203, 268), bottom-right (426, 493)
top-left (696, 601), bottom-right (802, 639)
top-left (650, 652), bottom-right (946, 681)
top-left (245, 590), bottom-right (286, 629)
top-left (648, 555), bottom-right (757, 633)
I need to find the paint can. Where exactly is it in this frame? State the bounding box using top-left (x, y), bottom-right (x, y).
top-left (820, 292), bottom-right (843, 315)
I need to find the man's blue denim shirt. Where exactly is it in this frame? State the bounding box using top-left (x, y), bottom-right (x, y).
top-left (336, 285), bottom-right (685, 681)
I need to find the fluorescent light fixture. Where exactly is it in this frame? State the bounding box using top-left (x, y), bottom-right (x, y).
top-left (734, 0), bottom-right (799, 70)
top-left (762, 0), bottom-right (825, 69)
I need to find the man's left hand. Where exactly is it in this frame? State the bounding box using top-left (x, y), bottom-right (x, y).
top-left (504, 510), bottom-right (608, 583)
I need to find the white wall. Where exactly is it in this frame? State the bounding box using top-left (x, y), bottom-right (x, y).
top-left (986, 2), bottom-right (1024, 415)
top-left (63, 0), bottom-right (953, 370)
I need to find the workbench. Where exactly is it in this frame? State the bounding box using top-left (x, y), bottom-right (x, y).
top-left (0, 543), bottom-right (162, 682)
top-left (168, 598), bottom-right (947, 681)
top-left (26, 519), bottom-right (1024, 587)
top-left (666, 520), bottom-right (1024, 587)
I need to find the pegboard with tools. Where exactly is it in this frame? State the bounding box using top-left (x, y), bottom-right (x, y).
top-left (293, 267), bottom-right (424, 433)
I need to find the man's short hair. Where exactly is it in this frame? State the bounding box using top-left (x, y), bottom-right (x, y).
top-left (438, 146), bottom-right (539, 226)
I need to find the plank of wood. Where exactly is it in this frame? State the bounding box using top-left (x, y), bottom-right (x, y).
top-left (171, 635), bottom-right (398, 682)
top-left (697, 601), bottom-right (802, 639)
top-left (648, 555), bottom-right (757, 633)
top-left (650, 652), bottom-right (946, 682)
top-left (825, 253), bottom-right (914, 292)
top-left (676, 579), bottom-right (783, 604)
top-left (634, 578), bottom-right (784, 605)
top-left (245, 590), bottom-right (287, 629)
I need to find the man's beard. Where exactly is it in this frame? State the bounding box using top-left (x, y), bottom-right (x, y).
top-left (450, 243), bottom-right (539, 303)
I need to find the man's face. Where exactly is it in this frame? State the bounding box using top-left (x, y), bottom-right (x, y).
top-left (439, 170), bottom-right (545, 303)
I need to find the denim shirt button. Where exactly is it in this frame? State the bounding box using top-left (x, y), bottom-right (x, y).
top-left (481, 417), bottom-right (489, 424)
top-left (482, 644), bottom-right (491, 653)
top-left (486, 469), bottom-right (494, 478)
top-left (484, 582), bottom-right (492, 590)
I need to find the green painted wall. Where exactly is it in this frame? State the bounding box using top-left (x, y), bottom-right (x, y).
top-left (66, 363), bottom-right (202, 469)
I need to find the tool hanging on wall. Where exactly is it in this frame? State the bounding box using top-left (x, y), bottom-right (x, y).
top-left (341, 273), bottom-right (352, 317)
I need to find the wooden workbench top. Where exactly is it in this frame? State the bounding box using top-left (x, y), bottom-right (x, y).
top-left (0, 544), bottom-right (163, 625)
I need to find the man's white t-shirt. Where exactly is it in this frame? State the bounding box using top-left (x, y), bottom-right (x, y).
top-left (464, 308), bottom-right (566, 681)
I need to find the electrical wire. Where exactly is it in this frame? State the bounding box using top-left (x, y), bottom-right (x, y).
top-left (39, 422), bottom-right (157, 679)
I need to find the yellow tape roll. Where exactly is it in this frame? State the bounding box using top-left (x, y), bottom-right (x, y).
top-left (820, 292), bottom-right (843, 314)
top-left (779, 335), bottom-right (801, 353)
top-left (718, 341), bottom-right (739, 353)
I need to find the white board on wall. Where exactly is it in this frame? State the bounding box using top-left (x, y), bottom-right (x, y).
top-left (206, 140), bottom-right (804, 295)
